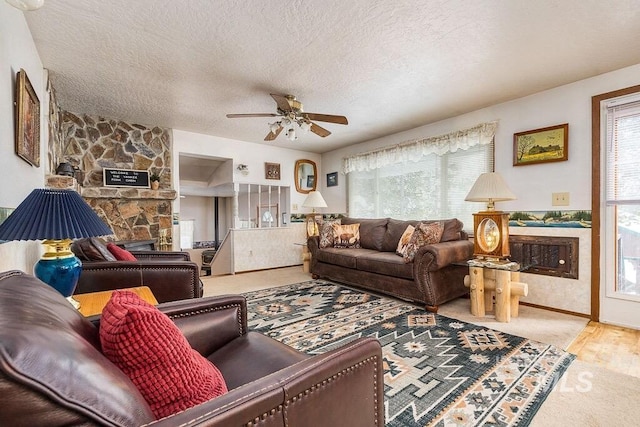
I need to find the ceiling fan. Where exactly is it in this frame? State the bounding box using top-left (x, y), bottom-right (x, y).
top-left (226, 94), bottom-right (348, 141)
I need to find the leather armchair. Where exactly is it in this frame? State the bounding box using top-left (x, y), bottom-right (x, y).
top-left (71, 238), bottom-right (203, 302)
top-left (0, 270), bottom-right (384, 426)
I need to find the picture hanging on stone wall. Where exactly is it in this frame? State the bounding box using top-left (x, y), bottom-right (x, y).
top-left (14, 69), bottom-right (40, 167)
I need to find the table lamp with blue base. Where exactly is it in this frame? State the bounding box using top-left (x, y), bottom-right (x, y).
top-left (0, 189), bottom-right (113, 308)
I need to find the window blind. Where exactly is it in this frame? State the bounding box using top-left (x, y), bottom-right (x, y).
top-left (606, 98), bottom-right (640, 205)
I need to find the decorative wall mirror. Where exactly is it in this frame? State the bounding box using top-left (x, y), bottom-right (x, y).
top-left (294, 159), bottom-right (317, 194)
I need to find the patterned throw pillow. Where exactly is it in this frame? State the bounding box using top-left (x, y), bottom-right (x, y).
top-left (395, 225), bottom-right (415, 257)
top-left (332, 223), bottom-right (361, 248)
top-left (100, 290), bottom-right (228, 419)
top-left (401, 221), bottom-right (444, 263)
top-left (319, 219), bottom-right (341, 248)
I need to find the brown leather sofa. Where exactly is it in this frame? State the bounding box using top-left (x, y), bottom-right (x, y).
top-left (71, 238), bottom-right (203, 302)
top-left (0, 270), bottom-right (384, 426)
top-left (309, 217), bottom-right (473, 312)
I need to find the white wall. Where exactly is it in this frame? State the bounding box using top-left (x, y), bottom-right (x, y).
top-left (0, 4), bottom-right (47, 273)
top-left (171, 130), bottom-right (322, 217)
top-left (321, 63), bottom-right (640, 215)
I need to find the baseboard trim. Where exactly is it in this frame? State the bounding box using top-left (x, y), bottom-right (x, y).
top-left (519, 301), bottom-right (590, 318)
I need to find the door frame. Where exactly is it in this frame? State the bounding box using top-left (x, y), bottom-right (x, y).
top-left (591, 84), bottom-right (640, 322)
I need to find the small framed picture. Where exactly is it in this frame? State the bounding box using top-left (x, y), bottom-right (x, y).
top-left (265, 162), bottom-right (280, 180)
top-left (513, 123), bottom-right (568, 166)
top-left (327, 172), bottom-right (338, 187)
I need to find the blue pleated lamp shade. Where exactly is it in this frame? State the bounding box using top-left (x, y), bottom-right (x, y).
top-left (0, 189), bottom-right (113, 300)
top-left (0, 189), bottom-right (113, 241)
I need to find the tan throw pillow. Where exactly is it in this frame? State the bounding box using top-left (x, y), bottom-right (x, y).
top-left (402, 221), bottom-right (444, 263)
top-left (319, 219), bottom-right (341, 248)
top-left (332, 223), bottom-right (361, 248)
top-left (396, 225), bottom-right (415, 257)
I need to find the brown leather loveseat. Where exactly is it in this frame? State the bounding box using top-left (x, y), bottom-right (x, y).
top-left (71, 237), bottom-right (203, 302)
top-left (0, 270), bottom-right (384, 426)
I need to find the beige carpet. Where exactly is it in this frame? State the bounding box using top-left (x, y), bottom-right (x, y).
top-left (202, 267), bottom-right (640, 426)
top-left (437, 297), bottom-right (589, 350)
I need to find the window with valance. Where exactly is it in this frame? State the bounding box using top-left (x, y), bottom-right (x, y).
top-left (344, 121), bottom-right (497, 230)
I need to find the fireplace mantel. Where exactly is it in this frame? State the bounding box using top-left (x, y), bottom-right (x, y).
top-left (80, 187), bottom-right (177, 201)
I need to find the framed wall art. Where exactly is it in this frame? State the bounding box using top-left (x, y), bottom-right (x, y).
top-left (327, 172), bottom-right (338, 187)
top-left (265, 162), bottom-right (280, 180)
top-left (15, 68), bottom-right (40, 167)
top-left (513, 123), bottom-right (568, 166)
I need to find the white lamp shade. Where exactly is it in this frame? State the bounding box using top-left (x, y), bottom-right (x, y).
top-left (302, 191), bottom-right (327, 209)
top-left (464, 172), bottom-right (516, 208)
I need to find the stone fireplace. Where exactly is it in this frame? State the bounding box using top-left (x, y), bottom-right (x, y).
top-left (50, 111), bottom-right (176, 244)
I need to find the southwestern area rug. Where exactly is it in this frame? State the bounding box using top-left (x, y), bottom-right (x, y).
top-left (243, 279), bottom-right (575, 427)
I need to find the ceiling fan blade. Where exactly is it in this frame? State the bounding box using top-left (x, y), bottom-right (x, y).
top-left (227, 113), bottom-right (278, 118)
top-left (310, 122), bottom-right (331, 137)
top-left (270, 94), bottom-right (292, 112)
top-left (304, 113), bottom-right (348, 125)
top-left (264, 126), bottom-right (283, 141)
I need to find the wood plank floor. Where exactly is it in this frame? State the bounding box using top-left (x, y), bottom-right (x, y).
top-left (567, 321), bottom-right (640, 379)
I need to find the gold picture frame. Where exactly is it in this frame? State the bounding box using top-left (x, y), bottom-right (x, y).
top-left (265, 162), bottom-right (280, 180)
top-left (513, 123), bottom-right (568, 166)
top-left (15, 69), bottom-right (40, 167)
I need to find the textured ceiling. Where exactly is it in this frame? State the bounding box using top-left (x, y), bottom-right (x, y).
top-left (24, 0), bottom-right (640, 154)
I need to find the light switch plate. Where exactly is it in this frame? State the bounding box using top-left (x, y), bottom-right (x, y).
top-left (552, 192), bottom-right (570, 206)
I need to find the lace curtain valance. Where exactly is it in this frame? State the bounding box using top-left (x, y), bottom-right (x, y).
top-left (342, 121), bottom-right (498, 173)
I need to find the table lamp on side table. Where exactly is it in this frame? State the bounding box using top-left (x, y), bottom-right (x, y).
top-left (0, 189), bottom-right (113, 308)
top-left (464, 172), bottom-right (516, 260)
top-left (302, 190), bottom-right (327, 237)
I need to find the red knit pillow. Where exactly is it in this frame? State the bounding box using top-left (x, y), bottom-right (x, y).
top-left (106, 243), bottom-right (137, 261)
top-left (100, 290), bottom-right (228, 419)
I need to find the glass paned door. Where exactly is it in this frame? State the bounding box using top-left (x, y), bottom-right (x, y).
top-left (600, 93), bottom-right (640, 329)
top-left (617, 205), bottom-right (640, 296)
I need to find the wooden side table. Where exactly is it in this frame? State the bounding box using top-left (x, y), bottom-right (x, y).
top-left (463, 260), bottom-right (528, 322)
top-left (294, 243), bottom-right (311, 273)
top-left (74, 286), bottom-right (158, 317)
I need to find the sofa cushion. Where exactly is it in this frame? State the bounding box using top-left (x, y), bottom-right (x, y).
top-left (0, 271), bottom-right (154, 426)
top-left (106, 242), bottom-right (137, 261)
top-left (319, 218), bottom-right (341, 248)
top-left (439, 218), bottom-right (464, 242)
top-left (71, 237), bottom-right (117, 261)
top-left (342, 217), bottom-right (388, 251)
top-left (356, 251), bottom-right (414, 280)
top-left (382, 219), bottom-right (420, 252)
top-left (382, 218), bottom-right (464, 251)
top-left (332, 223), bottom-right (361, 248)
top-left (395, 225), bottom-right (415, 257)
top-left (100, 290), bottom-right (228, 419)
top-left (316, 247), bottom-right (379, 269)
top-left (401, 221), bottom-right (444, 262)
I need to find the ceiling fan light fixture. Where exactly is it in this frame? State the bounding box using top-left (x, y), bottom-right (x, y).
top-left (269, 122), bottom-right (280, 134)
top-left (287, 128), bottom-right (297, 141)
top-left (281, 117), bottom-right (293, 129)
top-left (299, 121), bottom-right (312, 132)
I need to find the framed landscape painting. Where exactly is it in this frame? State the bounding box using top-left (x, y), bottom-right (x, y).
top-left (15, 69), bottom-right (40, 167)
top-left (513, 123), bottom-right (568, 166)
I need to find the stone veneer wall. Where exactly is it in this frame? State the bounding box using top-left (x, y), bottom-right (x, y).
top-left (53, 111), bottom-right (176, 243)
